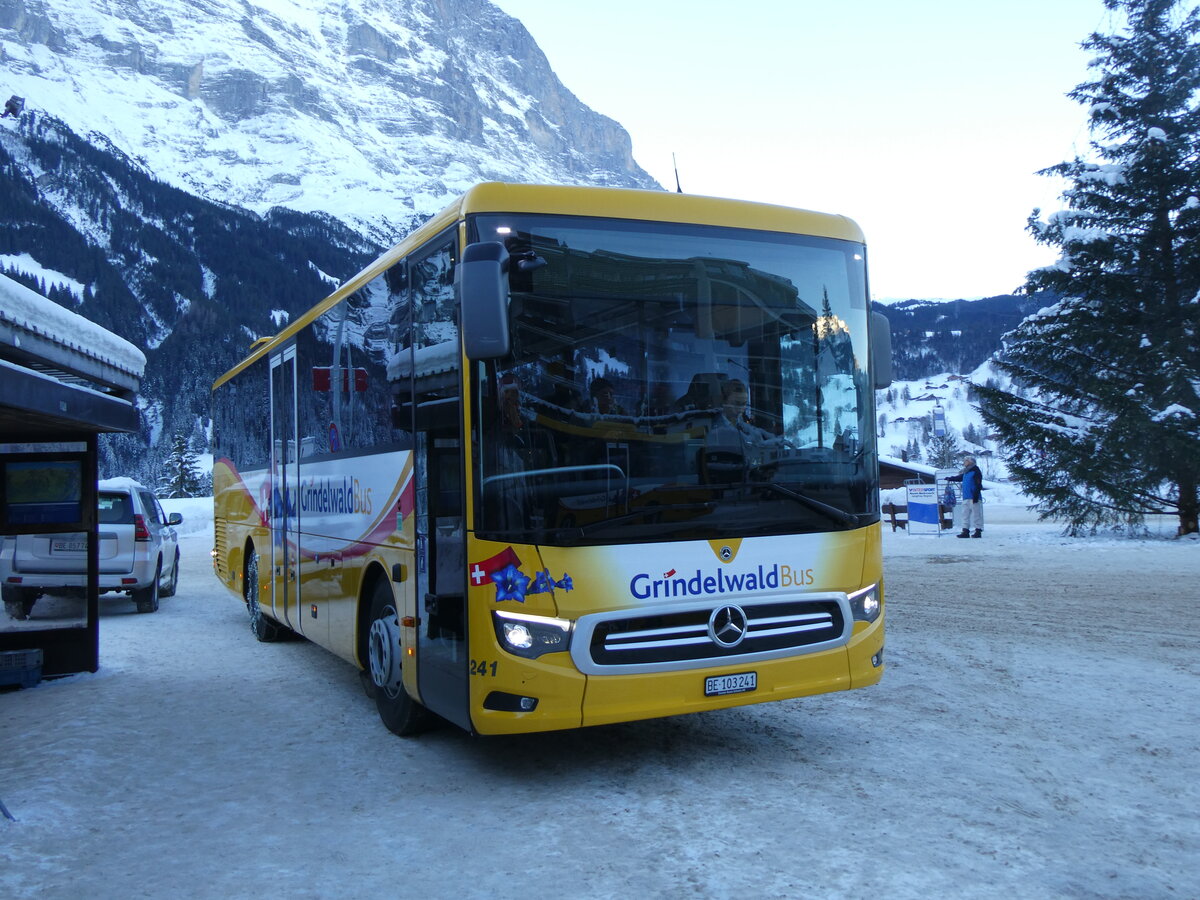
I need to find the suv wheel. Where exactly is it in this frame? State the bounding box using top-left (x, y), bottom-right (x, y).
top-left (160, 549), bottom-right (180, 599)
top-left (134, 560), bottom-right (161, 613)
top-left (2, 584), bottom-right (36, 620)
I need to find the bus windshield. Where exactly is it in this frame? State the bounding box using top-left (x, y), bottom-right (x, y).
top-left (471, 214), bottom-right (878, 545)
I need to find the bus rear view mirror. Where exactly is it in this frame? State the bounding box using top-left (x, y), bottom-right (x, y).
top-left (871, 311), bottom-right (893, 389)
top-left (458, 241), bottom-right (511, 360)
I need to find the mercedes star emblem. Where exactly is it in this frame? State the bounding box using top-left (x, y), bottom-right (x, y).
top-left (708, 605), bottom-right (748, 648)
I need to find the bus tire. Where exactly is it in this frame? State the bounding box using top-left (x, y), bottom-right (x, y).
top-left (245, 549), bottom-right (282, 642)
top-left (134, 560), bottom-right (161, 613)
top-left (367, 578), bottom-right (430, 736)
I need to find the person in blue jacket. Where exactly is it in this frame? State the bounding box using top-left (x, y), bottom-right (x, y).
top-left (948, 455), bottom-right (984, 538)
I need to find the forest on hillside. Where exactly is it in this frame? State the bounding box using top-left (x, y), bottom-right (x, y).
top-left (1, 113), bottom-right (386, 484)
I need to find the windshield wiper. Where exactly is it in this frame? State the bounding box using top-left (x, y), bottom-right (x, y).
top-left (749, 482), bottom-right (860, 529)
top-left (557, 501), bottom-right (718, 541)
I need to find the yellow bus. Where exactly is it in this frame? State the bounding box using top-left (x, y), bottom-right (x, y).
top-left (211, 182), bottom-right (892, 736)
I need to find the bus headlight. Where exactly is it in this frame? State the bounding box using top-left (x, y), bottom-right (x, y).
top-left (849, 584), bottom-right (881, 623)
top-left (493, 610), bottom-right (573, 658)
top-left (503, 621), bottom-right (535, 650)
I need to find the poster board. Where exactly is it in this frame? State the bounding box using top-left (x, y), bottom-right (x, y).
top-left (905, 483), bottom-right (942, 535)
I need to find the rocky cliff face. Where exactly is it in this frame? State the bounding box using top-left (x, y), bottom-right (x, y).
top-left (0, 0), bottom-right (659, 240)
top-left (0, 0), bottom-right (665, 481)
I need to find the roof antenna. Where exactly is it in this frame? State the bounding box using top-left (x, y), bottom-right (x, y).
top-left (672, 153), bottom-right (683, 193)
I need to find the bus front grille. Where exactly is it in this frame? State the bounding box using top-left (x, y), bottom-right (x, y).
top-left (213, 518), bottom-right (228, 581)
top-left (574, 595), bottom-right (851, 674)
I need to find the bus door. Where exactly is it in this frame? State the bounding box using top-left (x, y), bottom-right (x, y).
top-left (409, 234), bottom-right (469, 728)
top-left (414, 420), bottom-right (468, 728)
top-left (270, 347), bottom-right (300, 630)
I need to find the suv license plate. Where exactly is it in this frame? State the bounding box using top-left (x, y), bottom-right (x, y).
top-left (52, 540), bottom-right (87, 552)
top-left (705, 672), bottom-right (757, 697)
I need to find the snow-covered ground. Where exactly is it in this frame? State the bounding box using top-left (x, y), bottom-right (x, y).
top-left (1, 498), bottom-right (1197, 899)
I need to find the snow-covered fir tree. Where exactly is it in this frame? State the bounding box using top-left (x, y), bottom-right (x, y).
top-left (925, 430), bottom-right (963, 469)
top-left (977, 0), bottom-right (1200, 535)
top-left (962, 422), bottom-right (986, 446)
top-left (159, 432), bottom-right (204, 499)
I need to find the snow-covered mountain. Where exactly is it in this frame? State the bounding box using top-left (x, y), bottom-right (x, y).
top-left (0, 0), bottom-right (659, 240)
top-left (0, 0), bottom-right (1031, 489)
top-left (0, 0), bottom-right (666, 481)
top-left (871, 294), bottom-right (1047, 382)
top-left (875, 361), bottom-right (1012, 483)
top-left (0, 110), bottom-right (385, 479)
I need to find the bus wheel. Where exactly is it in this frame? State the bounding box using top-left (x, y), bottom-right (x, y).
top-left (245, 550), bottom-right (282, 642)
top-left (367, 579), bottom-right (429, 736)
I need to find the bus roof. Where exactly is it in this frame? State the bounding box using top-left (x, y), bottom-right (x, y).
top-left (456, 182), bottom-right (865, 243)
top-left (213, 183), bottom-right (864, 390)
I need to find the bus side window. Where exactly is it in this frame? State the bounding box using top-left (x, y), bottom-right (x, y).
top-left (385, 261), bottom-right (414, 446)
top-left (216, 357), bottom-right (271, 470)
top-left (412, 240), bottom-right (457, 344)
top-left (300, 263), bottom-right (412, 458)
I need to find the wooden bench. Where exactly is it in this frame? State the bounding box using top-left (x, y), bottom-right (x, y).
top-left (883, 501), bottom-right (955, 532)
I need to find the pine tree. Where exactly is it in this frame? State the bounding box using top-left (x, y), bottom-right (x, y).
top-left (159, 432), bottom-right (203, 499)
top-left (926, 430), bottom-right (963, 469)
top-left (977, 0), bottom-right (1200, 535)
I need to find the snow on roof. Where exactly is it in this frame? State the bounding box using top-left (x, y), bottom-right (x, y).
top-left (0, 274), bottom-right (145, 378)
top-left (386, 339), bottom-right (459, 381)
top-left (880, 454), bottom-right (943, 479)
top-left (98, 476), bottom-right (149, 492)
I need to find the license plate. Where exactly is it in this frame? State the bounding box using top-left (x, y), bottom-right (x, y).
top-left (52, 540), bottom-right (87, 552)
top-left (705, 671), bottom-right (757, 697)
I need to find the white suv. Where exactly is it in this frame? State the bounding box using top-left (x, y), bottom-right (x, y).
top-left (1, 477), bottom-right (181, 619)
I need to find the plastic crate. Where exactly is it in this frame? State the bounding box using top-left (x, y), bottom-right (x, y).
top-left (0, 648), bottom-right (43, 689)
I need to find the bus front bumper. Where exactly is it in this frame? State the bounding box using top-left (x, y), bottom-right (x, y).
top-left (470, 615), bottom-right (883, 735)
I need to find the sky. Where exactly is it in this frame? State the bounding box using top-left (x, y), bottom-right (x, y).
top-left (491, 0), bottom-right (1118, 301)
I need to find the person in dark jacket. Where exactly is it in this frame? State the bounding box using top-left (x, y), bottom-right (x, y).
top-left (948, 456), bottom-right (984, 538)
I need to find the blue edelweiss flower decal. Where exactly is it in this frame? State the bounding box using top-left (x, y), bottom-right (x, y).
top-left (492, 563), bottom-right (531, 602)
top-left (530, 569), bottom-right (554, 594)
